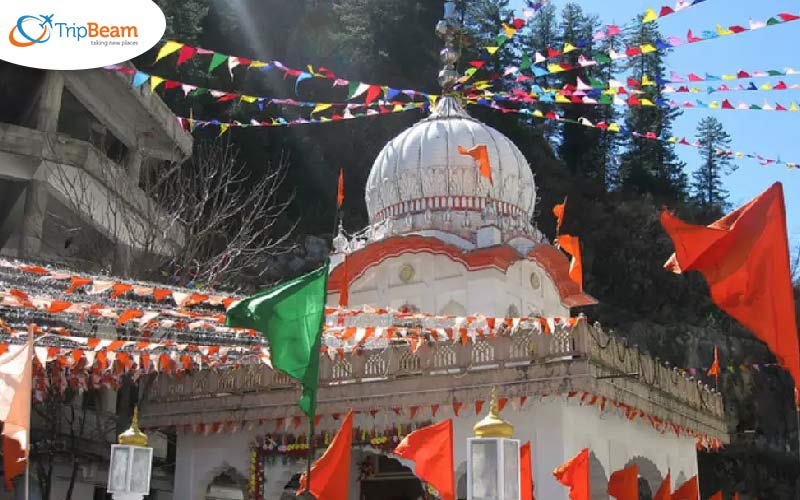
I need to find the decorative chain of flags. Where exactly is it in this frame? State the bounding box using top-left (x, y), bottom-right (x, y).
top-left (152, 40), bottom-right (433, 103)
top-left (106, 65), bottom-right (430, 115)
top-left (463, 10), bottom-right (800, 88)
top-left (462, 0), bottom-right (709, 85)
top-left (470, 88), bottom-right (800, 113)
top-left (466, 100), bottom-right (798, 169)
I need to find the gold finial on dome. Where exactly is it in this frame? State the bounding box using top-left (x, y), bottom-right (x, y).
top-left (118, 406), bottom-right (148, 446)
top-left (473, 387), bottom-right (514, 438)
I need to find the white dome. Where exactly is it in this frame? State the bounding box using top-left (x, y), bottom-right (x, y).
top-left (365, 96), bottom-right (537, 243)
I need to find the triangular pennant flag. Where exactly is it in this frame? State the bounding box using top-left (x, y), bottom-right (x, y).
top-left (155, 41), bottom-right (183, 62)
top-left (176, 46), bottom-right (197, 66)
top-left (208, 53), bottom-right (228, 73)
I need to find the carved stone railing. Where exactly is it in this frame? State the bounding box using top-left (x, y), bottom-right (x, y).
top-left (586, 323), bottom-right (725, 419)
top-left (144, 319), bottom-right (723, 423)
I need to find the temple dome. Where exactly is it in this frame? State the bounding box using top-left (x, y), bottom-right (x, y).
top-left (365, 96), bottom-right (537, 244)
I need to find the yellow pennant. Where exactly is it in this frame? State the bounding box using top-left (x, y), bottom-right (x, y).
top-left (547, 63), bottom-right (565, 73)
top-left (312, 103), bottom-right (333, 114)
top-left (249, 61), bottom-right (268, 68)
top-left (716, 24), bottom-right (734, 36)
top-left (149, 76), bottom-right (165, 94)
top-left (218, 124), bottom-right (229, 136)
top-left (155, 41), bottom-right (183, 62)
top-left (640, 44), bottom-right (657, 54)
top-left (503, 24), bottom-right (517, 38)
top-left (760, 83), bottom-right (773, 90)
top-left (790, 102), bottom-right (800, 112)
top-left (608, 123), bottom-right (621, 133)
top-left (640, 98), bottom-right (655, 106)
top-left (563, 43), bottom-right (577, 53)
top-left (240, 95), bottom-right (258, 103)
top-left (641, 75), bottom-right (655, 86)
top-left (555, 94), bottom-right (571, 103)
top-left (533, 110), bottom-right (544, 118)
top-left (642, 8), bottom-right (658, 23)
top-left (721, 74), bottom-right (736, 80)
top-left (485, 46), bottom-right (499, 55)
top-left (709, 101), bottom-right (720, 109)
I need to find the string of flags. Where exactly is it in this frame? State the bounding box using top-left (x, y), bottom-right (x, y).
top-left (106, 65), bottom-right (428, 111)
top-left (464, 10), bottom-right (800, 88)
top-left (152, 40), bottom-right (433, 103)
top-left (465, 99), bottom-right (798, 169)
top-left (463, 0), bottom-right (709, 85)
top-left (471, 88), bottom-right (800, 113)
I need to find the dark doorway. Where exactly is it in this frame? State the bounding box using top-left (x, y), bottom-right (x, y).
top-left (359, 454), bottom-right (424, 500)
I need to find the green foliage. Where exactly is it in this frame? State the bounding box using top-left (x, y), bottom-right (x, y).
top-left (693, 116), bottom-right (735, 210)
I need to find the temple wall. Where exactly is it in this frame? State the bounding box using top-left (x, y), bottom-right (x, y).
top-left (330, 252), bottom-right (569, 318)
top-left (173, 397), bottom-right (699, 500)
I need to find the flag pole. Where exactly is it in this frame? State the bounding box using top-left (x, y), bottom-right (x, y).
top-left (25, 323), bottom-right (33, 500)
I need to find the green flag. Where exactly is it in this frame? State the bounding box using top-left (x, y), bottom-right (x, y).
top-left (225, 263), bottom-right (329, 418)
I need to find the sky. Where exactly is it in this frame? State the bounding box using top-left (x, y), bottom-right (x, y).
top-left (509, 0), bottom-right (800, 249)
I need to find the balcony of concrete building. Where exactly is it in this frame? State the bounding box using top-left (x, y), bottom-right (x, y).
top-left (0, 62), bottom-right (192, 271)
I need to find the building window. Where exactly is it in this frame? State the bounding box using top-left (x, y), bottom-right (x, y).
top-left (57, 89), bottom-right (128, 163)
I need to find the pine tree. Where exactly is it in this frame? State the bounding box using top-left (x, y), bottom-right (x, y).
top-left (555, 4), bottom-right (621, 190)
top-left (618, 20), bottom-right (687, 201)
top-left (692, 116), bottom-right (734, 210)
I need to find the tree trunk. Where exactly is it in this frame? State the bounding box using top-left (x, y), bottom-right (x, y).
top-left (63, 459), bottom-right (79, 500)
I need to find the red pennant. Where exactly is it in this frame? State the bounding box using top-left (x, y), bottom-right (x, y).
top-left (452, 402), bottom-right (463, 416)
top-left (365, 85), bottom-right (382, 105)
top-left (176, 45), bottom-right (197, 66)
top-left (431, 404), bottom-right (440, 417)
top-left (498, 397), bottom-right (509, 412)
top-left (475, 401), bottom-right (484, 415)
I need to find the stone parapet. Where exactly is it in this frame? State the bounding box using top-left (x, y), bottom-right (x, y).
top-left (141, 319), bottom-right (727, 442)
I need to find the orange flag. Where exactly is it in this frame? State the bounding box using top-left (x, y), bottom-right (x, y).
top-left (0, 325), bottom-right (33, 489)
top-left (393, 419), bottom-right (454, 500)
top-left (458, 145), bottom-right (493, 185)
top-left (557, 234), bottom-right (583, 290)
top-left (553, 196), bottom-right (567, 233)
top-left (520, 441), bottom-right (534, 500)
top-left (553, 448), bottom-right (589, 500)
top-left (337, 168), bottom-right (344, 208)
top-left (298, 410), bottom-right (353, 500)
top-left (708, 491), bottom-right (723, 500)
top-left (608, 464), bottom-right (638, 500)
top-left (671, 476), bottom-right (699, 500)
top-left (707, 346), bottom-right (720, 384)
top-left (653, 471), bottom-right (671, 500)
top-left (661, 183), bottom-right (800, 405)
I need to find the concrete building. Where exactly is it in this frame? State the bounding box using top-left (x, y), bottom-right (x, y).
top-left (140, 97), bottom-right (728, 500)
top-left (0, 62), bottom-right (191, 271)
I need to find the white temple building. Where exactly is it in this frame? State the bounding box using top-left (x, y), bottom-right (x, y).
top-left (141, 96), bottom-right (728, 500)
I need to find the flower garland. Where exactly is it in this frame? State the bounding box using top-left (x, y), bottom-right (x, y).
top-left (248, 422), bottom-right (432, 500)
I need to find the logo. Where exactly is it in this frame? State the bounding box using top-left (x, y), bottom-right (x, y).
top-left (0, 0), bottom-right (165, 70)
top-left (9, 14), bottom-right (53, 47)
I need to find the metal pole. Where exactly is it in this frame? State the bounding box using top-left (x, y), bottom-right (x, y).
top-left (796, 406), bottom-right (800, 462)
top-left (25, 324), bottom-right (33, 500)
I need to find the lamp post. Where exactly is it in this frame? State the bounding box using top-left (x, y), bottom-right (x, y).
top-left (467, 388), bottom-right (520, 500)
top-left (107, 407), bottom-right (153, 500)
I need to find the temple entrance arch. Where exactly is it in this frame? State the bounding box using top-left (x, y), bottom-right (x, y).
top-left (205, 465), bottom-right (247, 500)
top-left (625, 456), bottom-right (663, 497)
top-left (357, 450), bottom-right (425, 500)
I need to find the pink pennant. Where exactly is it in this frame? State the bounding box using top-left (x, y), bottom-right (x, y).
top-left (606, 25), bottom-right (622, 36)
top-left (687, 30), bottom-right (703, 43)
top-left (688, 73), bottom-right (703, 82)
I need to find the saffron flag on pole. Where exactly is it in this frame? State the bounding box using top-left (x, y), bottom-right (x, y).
top-left (608, 464), bottom-right (638, 500)
top-left (520, 441), bottom-right (534, 500)
top-left (661, 183), bottom-right (800, 405)
top-left (708, 491), bottom-right (723, 500)
top-left (553, 448), bottom-right (590, 500)
top-left (337, 168), bottom-right (344, 208)
top-left (653, 470), bottom-right (671, 500)
top-left (670, 476), bottom-right (698, 500)
top-left (226, 263), bottom-right (328, 418)
top-left (458, 144), bottom-right (493, 185)
top-left (0, 325), bottom-right (33, 490)
top-left (707, 346), bottom-right (720, 384)
top-left (298, 410), bottom-right (353, 500)
top-left (557, 234), bottom-right (583, 290)
top-left (393, 419), bottom-right (455, 500)
top-left (553, 196), bottom-right (567, 234)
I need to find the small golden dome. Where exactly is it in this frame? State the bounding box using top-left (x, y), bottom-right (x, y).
top-left (118, 407), bottom-right (148, 446)
top-left (473, 387), bottom-right (513, 439)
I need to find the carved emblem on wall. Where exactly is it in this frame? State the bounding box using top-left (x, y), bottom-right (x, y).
top-left (529, 272), bottom-right (540, 290)
top-left (399, 263), bottom-right (415, 283)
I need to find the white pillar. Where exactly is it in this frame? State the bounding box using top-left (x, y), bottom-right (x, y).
top-left (18, 171), bottom-right (48, 259)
